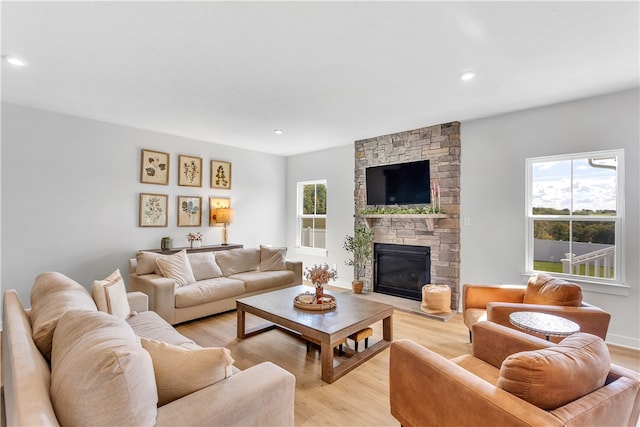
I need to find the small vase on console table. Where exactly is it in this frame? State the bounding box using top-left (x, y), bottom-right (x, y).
top-left (315, 286), bottom-right (324, 303)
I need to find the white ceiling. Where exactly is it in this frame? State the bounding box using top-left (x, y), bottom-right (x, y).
top-left (2, 1), bottom-right (638, 156)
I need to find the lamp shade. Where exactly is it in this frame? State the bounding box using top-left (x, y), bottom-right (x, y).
top-left (216, 207), bottom-right (235, 224)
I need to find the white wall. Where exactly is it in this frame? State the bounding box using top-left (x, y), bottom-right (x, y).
top-left (1, 103), bottom-right (287, 310)
top-left (460, 89), bottom-right (640, 348)
top-left (286, 145), bottom-right (355, 289)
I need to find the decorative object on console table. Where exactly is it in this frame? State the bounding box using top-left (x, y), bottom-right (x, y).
top-left (139, 193), bottom-right (168, 227)
top-left (215, 207), bottom-right (234, 245)
top-left (178, 154), bottom-right (203, 187)
top-left (187, 232), bottom-right (203, 248)
top-left (140, 149), bottom-right (169, 185)
top-left (177, 196), bottom-right (202, 227)
top-left (343, 225), bottom-right (374, 294)
top-left (160, 236), bottom-right (172, 250)
top-left (304, 263), bottom-right (338, 303)
top-left (211, 160), bottom-right (232, 189)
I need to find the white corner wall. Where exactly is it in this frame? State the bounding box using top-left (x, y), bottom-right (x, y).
top-left (1, 104), bottom-right (287, 310)
top-left (460, 89), bottom-right (640, 349)
top-left (286, 144), bottom-right (355, 289)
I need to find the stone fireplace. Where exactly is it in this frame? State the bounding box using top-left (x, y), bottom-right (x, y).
top-left (374, 243), bottom-right (431, 301)
top-left (354, 122), bottom-right (460, 310)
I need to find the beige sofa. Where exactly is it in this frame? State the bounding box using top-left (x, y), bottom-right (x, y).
top-left (129, 246), bottom-right (302, 325)
top-left (2, 272), bottom-right (296, 426)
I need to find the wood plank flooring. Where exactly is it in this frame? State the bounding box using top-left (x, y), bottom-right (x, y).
top-left (176, 302), bottom-right (640, 427)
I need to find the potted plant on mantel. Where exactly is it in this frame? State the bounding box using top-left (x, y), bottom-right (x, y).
top-left (343, 225), bottom-right (375, 294)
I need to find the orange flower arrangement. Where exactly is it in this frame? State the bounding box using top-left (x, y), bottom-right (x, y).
top-left (304, 263), bottom-right (338, 288)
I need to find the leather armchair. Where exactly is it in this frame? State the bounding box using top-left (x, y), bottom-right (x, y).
top-left (463, 283), bottom-right (611, 342)
top-left (389, 321), bottom-right (640, 427)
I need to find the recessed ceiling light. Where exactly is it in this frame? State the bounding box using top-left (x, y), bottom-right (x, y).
top-left (4, 56), bottom-right (27, 67)
top-left (273, 129), bottom-right (284, 135)
top-left (459, 71), bottom-right (476, 81)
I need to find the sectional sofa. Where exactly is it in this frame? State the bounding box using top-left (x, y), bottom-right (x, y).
top-left (2, 271), bottom-right (296, 426)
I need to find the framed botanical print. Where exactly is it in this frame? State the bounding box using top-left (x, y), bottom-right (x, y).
top-left (209, 197), bottom-right (230, 226)
top-left (178, 155), bottom-right (203, 187)
top-left (178, 196), bottom-right (202, 227)
top-left (140, 149), bottom-right (169, 185)
top-left (211, 160), bottom-right (232, 189)
top-left (139, 193), bottom-right (168, 227)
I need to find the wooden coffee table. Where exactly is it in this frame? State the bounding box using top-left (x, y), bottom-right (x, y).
top-left (237, 285), bottom-right (394, 383)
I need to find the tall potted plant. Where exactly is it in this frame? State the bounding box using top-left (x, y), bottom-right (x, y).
top-left (343, 225), bottom-right (374, 294)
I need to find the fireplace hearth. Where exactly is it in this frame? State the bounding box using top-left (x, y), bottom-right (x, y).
top-left (374, 243), bottom-right (430, 301)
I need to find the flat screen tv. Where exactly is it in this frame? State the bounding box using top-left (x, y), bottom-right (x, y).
top-left (366, 160), bottom-right (430, 205)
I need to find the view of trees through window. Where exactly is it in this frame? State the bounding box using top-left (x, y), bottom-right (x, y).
top-left (529, 152), bottom-right (620, 280)
top-left (299, 181), bottom-right (327, 250)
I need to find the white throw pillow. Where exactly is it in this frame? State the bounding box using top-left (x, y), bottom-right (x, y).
top-left (136, 251), bottom-right (163, 275)
top-left (141, 338), bottom-right (235, 406)
top-left (92, 269), bottom-right (134, 319)
top-left (188, 252), bottom-right (223, 280)
top-left (259, 245), bottom-right (288, 271)
top-left (50, 310), bottom-right (158, 426)
top-left (155, 249), bottom-right (196, 287)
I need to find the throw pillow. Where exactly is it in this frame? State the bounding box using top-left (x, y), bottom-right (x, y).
top-left (92, 269), bottom-right (134, 319)
top-left (155, 249), bottom-right (196, 287)
top-left (215, 248), bottom-right (261, 276)
top-left (30, 272), bottom-right (97, 361)
top-left (50, 310), bottom-right (157, 426)
top-left (259, 245), bottom-right (287, 271)
top-left (523, 272), bottom-right (583, 306)
top-left (140, 338), bottom-right (235, 406)
top-left (136, 251), bottom-right (163, 275)
top-left (188, 252), bottom-right (223, 280)
top-left (497, 332), bottom-right (610, 410)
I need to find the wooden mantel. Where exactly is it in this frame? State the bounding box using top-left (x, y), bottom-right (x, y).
top-left (359, 214), bottom-right (447, 232)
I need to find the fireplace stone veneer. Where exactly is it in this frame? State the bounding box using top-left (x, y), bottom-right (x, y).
top-left (354, 122), bottom-right (461, 310)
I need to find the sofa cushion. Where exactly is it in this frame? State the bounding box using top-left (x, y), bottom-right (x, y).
top-left (92, 269), bottom-right (133, 319)
top-left (30, 272), bottom-right (97, 360)
top-left (259, 245), bottom-right (287, 271)
top-left (136, 251), bottom-right (163, 275)
top-left (188, 252), bottom-right (223, 280)
top-left (50, 310), bottom-right (158, 426)
top-left (174, 277), bottom-right (246, 308)
top-left (141, 338), bottom-right (235, 406)
top-left (156, 249), bottom-right (196, 287)
top-left (216, 248), bottom-right (260, 276)
top-left (127, 310), bottom-right (200, 349)
top-left (230, 270), bottom-right (295, 293)
top-left (497, 332), bottom-right (610, 410)
top-left (523, 272), bottom-right (583, 306)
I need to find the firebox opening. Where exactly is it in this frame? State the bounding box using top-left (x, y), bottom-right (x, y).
top-left (374, 243), bottom-right (431, 301)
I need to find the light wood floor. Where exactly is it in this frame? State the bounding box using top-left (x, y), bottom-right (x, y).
top-left (176, 301), bottom-right (640, 427)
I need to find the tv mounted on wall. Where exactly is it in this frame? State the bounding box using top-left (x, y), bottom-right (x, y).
top-left (366, 160), bottom-right (430, 205)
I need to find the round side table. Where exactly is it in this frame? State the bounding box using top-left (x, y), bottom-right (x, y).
top-left (509, 311), bottom-right (580, 341)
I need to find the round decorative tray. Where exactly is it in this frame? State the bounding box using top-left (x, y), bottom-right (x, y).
top-left (294, 293), bottom-right (337, 311)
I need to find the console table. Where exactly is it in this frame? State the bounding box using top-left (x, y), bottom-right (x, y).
top-left (509, 311), bottom-right (580, 341)
top-left (142, 244), bottom-right (243, 255)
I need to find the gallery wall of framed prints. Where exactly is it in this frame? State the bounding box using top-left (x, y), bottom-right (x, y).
top-left (138, 148), bottom-right (231, 228)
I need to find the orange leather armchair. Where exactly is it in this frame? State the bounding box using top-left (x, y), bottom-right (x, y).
top-left (390, 322), bottom-right (640, 427)
top-left (463, 282), bottom-right (611, 343)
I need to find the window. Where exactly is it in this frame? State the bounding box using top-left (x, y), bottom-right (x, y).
top-left (297, 180), bottom-right (327, 254)
top-left (526, 150), bottom-right (623, 284)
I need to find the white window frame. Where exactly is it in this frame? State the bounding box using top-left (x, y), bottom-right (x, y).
top-left (296, 179), bottom-right (328, 257)
top-left (525, 149), bottom-right (625, 290)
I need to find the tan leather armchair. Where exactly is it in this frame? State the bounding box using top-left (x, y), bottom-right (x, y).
top-left (390, 321), bottom-right (640, 427)
top-left (463, 282), bottom-right (611, 343)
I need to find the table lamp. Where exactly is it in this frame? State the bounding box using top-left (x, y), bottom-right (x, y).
top-left (215, 207), bottom-right (235, 245)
